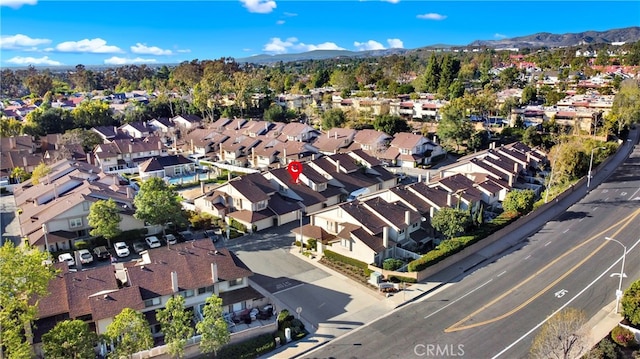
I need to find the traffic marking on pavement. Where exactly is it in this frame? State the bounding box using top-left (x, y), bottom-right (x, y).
top-left (554, 289), bottom-right (568, 298)
top-left (544, 241), bottom-right (551, 246)
top-left (273, 283), bottom-right (305, 295)
top-left (497, 271), bottom-right (507, 277)
top-left (524, 255), bottom-right (531, 260)
top-left (424, 279), bottom-right (493, 319)
top-left (445, 208), bottom-right (640, 333)
top-left (629, 186), bottom-right (640, 200)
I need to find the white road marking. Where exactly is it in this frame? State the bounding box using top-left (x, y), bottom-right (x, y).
top-left (593, 207), bottom-right (599, 211)
top-left (497, 271), bottom-right (507, 277)
top-left (544, 241), bottom-right (551, 247)
top-left (491, 237), bottom-right (640, 359)
top-left (273, 283), bottom-right (305, 295)
top-left (562, 229), bottom-right (569, 234)
top-left (524, 255), bottom-right (531, 260)
top-left (579, 218), bottom-right (585, 222)
top-left (424, 279), bottom-right (493, 319)
top-left (629, 187), bottom-right (640, 201)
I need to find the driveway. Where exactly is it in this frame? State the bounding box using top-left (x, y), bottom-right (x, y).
top-left (1, 194), bottom-right (22, 246)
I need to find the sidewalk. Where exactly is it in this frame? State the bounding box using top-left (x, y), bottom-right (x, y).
top-left (266, 129), bottom-right (639, 358)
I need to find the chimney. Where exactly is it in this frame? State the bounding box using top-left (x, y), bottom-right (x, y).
top-left (335, 132), bottom-right (338, 139)
top-left (327, 131), bottom-right (330, 139)
top-left (9, 137), bottom-right (15, 149)
top-left (53, 183), bottom-right (58, 200)
top-left (418, 174), bottom-right (422, 183)
top-left (430, 206), bottom-right (435, 218)
top-left (126, 186), bottom-right (134, 199)
top-left (283, 148), bottom-right (287, 164)
top-left (425, 171), bottom-right (430, 183)
top-left (335, 159), bottom-right (340, 173)
top-left (171, 271), bottom-right (179, 293)
top-left (514, 162), bottom-right (519, 173)
top-left (447, 192), bottom-right (452, 207)
top-left (86, 153), bottom-right (92, 164)
top-left (508, 174), bottom-right (514, 187)
top-left (405, 210), bottom-right (411, 225)
top-left (382, 226), bottom-right (389, 248)
top-left (264, 122), bottom-right (268, 132)
top-left (158, 140), bottom-right (162, 150)
top-left (23, 156), bottom-right (28, 167)
top-left (211, 262), bottom-right (218, 283)
top-left (227, 171), bottom-right (231, 181)
top-left (201, 180), bottom-right (205, 194)
top-left (128, 143), bottom-right (133, 153)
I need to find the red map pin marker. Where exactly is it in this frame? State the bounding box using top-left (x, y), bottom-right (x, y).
top-left (287, 161), bottom-right (303, 184)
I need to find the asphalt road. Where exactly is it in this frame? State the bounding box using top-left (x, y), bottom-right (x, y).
top-left (306, 144), bottom-right (640, 359)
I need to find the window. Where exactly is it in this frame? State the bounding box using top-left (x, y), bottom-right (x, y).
top-left (228, 278), bottom-right (243, 287)
top-left (82, 201), bottom-right (91, 211)
top-left (144, 297), bottom-right (161, 307)
top-left (180, 289), bottom-right (195, 298)
top-left (197, 285), bottom-right (214, 295)
top-left (69, 218), bottom-right (83, 229)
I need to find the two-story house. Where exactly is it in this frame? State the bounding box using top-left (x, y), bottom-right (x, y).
top-left (312, 128), bottom-right (356, 155)
top-left (93, 136), bottom-right (167, 174)
top-left (379, 132), bottom-right (445, 168)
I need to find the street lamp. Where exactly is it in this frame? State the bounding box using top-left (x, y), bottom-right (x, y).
top-left (605, 236), bottom-right (627, 314)
top-left (587, 147), bottom-right (606, 189)
top-left (42, 223), bottom-right (50, 252)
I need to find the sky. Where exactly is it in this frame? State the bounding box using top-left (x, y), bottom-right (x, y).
top-left (0, 0), bottom-right (639, 67)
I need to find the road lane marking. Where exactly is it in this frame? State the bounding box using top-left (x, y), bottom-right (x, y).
top-left (579, 218), bottom-right (585, 222)
top-left (544, 241), bottom-right (551, 246)
top-left (629, 186), bottom-right (640, 200)
top-left (554, 289), bottom-right (568, 298)
top-left (524, 255), bottom-right (531, 260)
top-left (445, 208), bottom-right (640, 333)
top-left (563, 229), bottom-right (570, 233)
top-left (497, 271), bottom-right (506, 277)
top-left (424, 279), bottom-right (493, 319)
top-left (593, 207), bottom-right (599, 211)
top-left (491, 237), bottom-right (640, 359)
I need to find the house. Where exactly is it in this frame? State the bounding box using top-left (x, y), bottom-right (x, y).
top-left (119, 121), bottom-right (153, 138)
top-left (218, 136), bottom-right (261, 167)
top-left (215, 173), bottom-right (277, 232)
top-left (147, 117), bottom-right (175, 134)
top-left (275, 141), bottom-right (319, 165)
top-left (41, 134), bottom-right (88, 164)
top-left (379, 132), bottom-right (445, 168)
top-left (277, 122), bottom-right (318, 143)
top-left (33, 240), bottom-right (268, 356)
top-left (12, 160), bottom-right (143, 252)
top-left (347, 129), bottom-right (391, 155)
top-left (171, 114), bottom-right (203, 129)
top-left (0, 151), bottom-right (43, 181)
top-left (91, 126), bottom-right (132, 142)
top-left (93, 136), bottom-right (167, 174)
top-left (138, 154), bottom-right (195, 181)
top-left (0, 135), bottom-right (36, 153)
top-left (312, 128), bottom-right (356, 155)
top-left (249, 140), bottom-right (281, 169)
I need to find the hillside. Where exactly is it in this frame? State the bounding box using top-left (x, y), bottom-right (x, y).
top-left (469, 26), bottom-right (640, 48)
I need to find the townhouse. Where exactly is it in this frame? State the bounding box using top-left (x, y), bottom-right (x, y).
top-left (378, 132), bottom-right (445, 168)
top-left (93, 136), bottom-right (168, 174)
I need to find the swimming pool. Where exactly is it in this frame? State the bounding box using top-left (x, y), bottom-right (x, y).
top-left (167, 174), bottom-right (198, 185)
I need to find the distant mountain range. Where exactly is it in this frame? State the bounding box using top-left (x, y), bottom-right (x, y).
top-left (236, 26), bottom-right (640, 64)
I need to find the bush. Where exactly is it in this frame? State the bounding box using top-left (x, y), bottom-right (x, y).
top-left (306, 238), bottom-right (317, 251)
top-left (324, 250), bottom-right (370, 272)
top-left (74, 240), bottom-right (89, 250)
top-left (383, 258), bottom-right (404, 271)
top-left (230, 218), bottom-right (248, 232)
top-left (611, 325), bottom-right (637, 348)
top-left (216, 333), bottom-right (275, 359)
top-left (388, 275), bottom-right (417, 283)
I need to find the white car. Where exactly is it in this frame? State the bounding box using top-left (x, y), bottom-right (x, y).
top-left (58, 253), bottom-right (75, 267)
top-left (114, 242), bottom-right (130, 257)
top-left (77, 249), bottom-right (94, 264)
top-left (145, 236), bottom-right (161, 248)
top-left (164, 234), bottom-right (177, 245)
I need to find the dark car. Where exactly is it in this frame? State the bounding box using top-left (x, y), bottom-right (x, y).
top-left (178, 230), bottom-right (194, 241)
top-left (204, 229), bottom-right (219, 242)
top-left (93, 246), bottom-right (110, 260)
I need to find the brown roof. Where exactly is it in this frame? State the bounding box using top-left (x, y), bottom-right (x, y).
top-left (228, 208), bottom-right (275, 223)
top-left (292, 224), bottom-right (336, 243)
top-left (36, 263), bottom-right (70, 318)
top-left (363, 197), bottom-right (421, 230)
top-left (389, 132), bottom-right (424, 149)
top-left (89, 286), bottom-right (145, 321)
top-left (67, 265), bottom-right (121, 318)
top-left (353, 129), bottom-right (391, 146)
top-left (341, 201), bottom-right (387, 235)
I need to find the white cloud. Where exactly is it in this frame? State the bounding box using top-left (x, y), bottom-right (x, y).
top-left (263, 37), bottom-right (344, 54)
top-left (0, 0), bottom-right (37, 9)
top-left (176, 49), bottom-right (191, 53)
top-left (382, 0), bottom-right (400, 3)
top-left (417, 13), bottom-right (447, 20)
top-left (387, 38), bottom-right (404, 48)
top-left (6, 56), bottom-right (62, 66)
top-left (354, 40), bottom-right (385, 51)
top-left (283, 12), bottom-right (297, 17)
top-left (0, 34), bottom-right (51, 49)
top-left (131, 43), bottom-right (172, 55)
top-left (242, 48), bottom-right (252, 52)
top-left (104, 56), bottom-right (157, 65)
top-left (276, 20), bottom-right (285, 25)
top-left (239, 0), bottom-right (276, 13)
top-left (54, 38), bottom-right (122, 53)
top-left (494, 33), bottom-right (507, 39)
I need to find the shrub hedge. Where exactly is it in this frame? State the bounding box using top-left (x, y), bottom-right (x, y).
top-left (323, 250), bottom-right (371, 274)
top-left (216, 333), bottom-right (275, 359)
top-left (407, 211), bottom-right (519, 272)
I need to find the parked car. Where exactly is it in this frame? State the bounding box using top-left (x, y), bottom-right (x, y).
top-left (164, 234), bottom-right (177, 245)
top-left (114, 242), bottom-right (130, 257)
top-left (132, 241), bottom-right (146, 254)
top-left (205, 229), bottom-right (219, 242)
top-left (93, 246), bottom-right (110, 260)
top-left (178, 230), bottom-right (194, 241)
top-left (58, 253), bottom-right (75, 267)
top-left (77, 249), bottom-right (94, 264)
top-left (145, 236), bottom-right (161, 248)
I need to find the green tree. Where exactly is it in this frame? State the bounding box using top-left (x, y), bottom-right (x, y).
top-left (522, 126), bottom-right (542, 147)
top-left (372, 114), bottom-right (410, 136)
top-left (422, 53), bottom-right (440, 93)
top-left (0, 118), bottom-right (24, 137)
top-left (437, 98), bottom-right (473, 151)
top-left (522, 85), bottom-right (537, 105)
top-left (330, 69), bottom-right (357, 91)
top-left (88, 199), bottom-right (122, 247)
top-left (437, 54), bottom-right (459, 96)
top-left (106, 308), bottom-right (153, 358)
top-left (24, 107), bottom-right (75, 136)
top-left (61, 128), bottom-right (104, 153)
top-left (24, 72), bottom-right (53, 97)
top-left (621, 279), bottom-right (640, 326)
top-left (10, 167), bottom-right (29, 183)
top-left (595, 49), bottom-right (609, 66)
top-left (30, 162), bottom-right (51, 185)
top-left (42, 320), bottom-right (98, 359)
top-left (263, 104), bottom-right (296, 123)
top-left (448, 79), bottom-right (465, 100)
top-left (196, 295), bottom-right (230, 355)
top-left (610, 79), bottom-right (640, 135)
top-left (134, 177), bottom-right (187, 235)
top-left (529, 308), bottom-right (588, 359)
top-left (431, 207), bottom-right (470, 239)
top-left (502, 189), bottom-right (536, 215)
top-left (321, 108), bottom-right (347, 130)
top-left (157, 295), bottom-right (194, 358)
top-left (0, 242), bottom-right (57, 359)
top-left (72, 100), bottom-right (114, 128)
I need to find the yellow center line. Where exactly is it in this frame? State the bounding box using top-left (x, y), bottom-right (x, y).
top-left (445, 208), bottom-right (640, 333)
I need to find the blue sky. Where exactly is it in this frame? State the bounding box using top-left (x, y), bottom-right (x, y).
top-left (1, 0), bottom-right (639, 67)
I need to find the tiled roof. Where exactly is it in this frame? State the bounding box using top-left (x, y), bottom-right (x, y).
top-left (89, 286), bottom-right (145, 321)
top-left (268, 193), bottom-right (301, 215)
top-left (389, 132), bottom-right (424, 149)
top-left (363, 197), bottom-right (421, 229)
top-left (341, 201), bottom-right (386, 235)
top-left (228, 208), bottom-right (275, 223)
